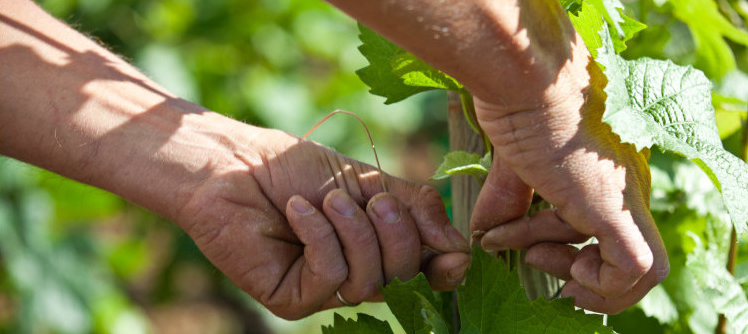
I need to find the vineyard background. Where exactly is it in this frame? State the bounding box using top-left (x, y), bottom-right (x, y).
top-left (1, 0), bottom-right (746, 333)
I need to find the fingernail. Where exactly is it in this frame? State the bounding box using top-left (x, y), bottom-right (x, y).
top-left (447, 260), bottom-right (470, 284)
top-left (481, 240), bottom-right (508, 251)
top-left (446, 225), bottom-right (470, 252)
top-left (479, 230), bottom-right (508, 251)
top-left (291, 196), bottom-right (314, 215)
top-left (331, 191), bottom-right (357, 217)
top-left (371, 196), bottom-right (401, 223)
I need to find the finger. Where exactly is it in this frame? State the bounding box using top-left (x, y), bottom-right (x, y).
top-left (524, 242), bottom-right (579, 281)
top-left (422, 251), bottom-right (471, 291)
top-left (542, 146), bottom-right (660, 299)
top-left (563, 205), bottom-right (657, 297)
top-left (385, 182), bottom-right (470, 254)
top-left (573, 244), bottom-right (669, 314)
top-left (480, 208), bottom-right (590, 251)
top-left (283, 195), bottom-right (348, 318)
top-left (366, 193), bottom-right (422, 284)
top-left (320, 189), bottom-right (384, 306)
top-left (571, 240), bottom-right (651, 298)
top-left (471, 154), bottom-right (533, 233)
top-left (560, 259), bottom-right (668, 315)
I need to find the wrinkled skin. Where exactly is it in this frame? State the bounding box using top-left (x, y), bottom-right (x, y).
top-left (469, 1), bottom-right (669, 314)
top-left (175, 129), bottom-right (470, 320)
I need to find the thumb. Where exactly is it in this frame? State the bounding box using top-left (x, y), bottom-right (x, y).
top-left (471, 153), bottom-right (533, 234)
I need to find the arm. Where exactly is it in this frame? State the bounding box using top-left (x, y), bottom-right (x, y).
top-left (0, 0), bottom-right (470, 319)
top-left (326, 0), bottom-right (668, 313)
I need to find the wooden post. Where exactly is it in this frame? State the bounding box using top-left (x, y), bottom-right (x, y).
top-left (447, 92), bottom-right (484, 240)
top-left (446, 92), bottom-right (560, 305)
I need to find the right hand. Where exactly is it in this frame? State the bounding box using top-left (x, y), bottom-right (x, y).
top-left (467, 2), bottom-right (668, 314)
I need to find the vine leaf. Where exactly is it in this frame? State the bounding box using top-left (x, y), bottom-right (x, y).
top-left (569, 0), bottom-right (606, 57)
top-left (323, 248), bottom-right (614, 333)
top-left (585, 0), bottom-right (646, 54)
top-left (588, 0), bottom-right (626, 36)
top-left (568, 0), bottom-right (645, 57)
top-left (458, 247), bottom-right (614, 334)
top-left (355, 24), bottom-right (429, 104)
top-left (380, 274), bottom-right (450, 334)
top-left (595, 24), bottom-right (748, 235)
top-left (431, 151), bottom-right (491, 182)
top-left (391, 53), bottom-right (465, 93)
top-left (321, 313), bottom-right (394, 334)
top-left (356, 24), bottom-right (463, 104)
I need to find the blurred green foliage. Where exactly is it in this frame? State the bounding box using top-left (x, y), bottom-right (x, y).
top-left (1, 0), bottom-right (447, 333)
top-left (1, 0), bottom-right (747, 333)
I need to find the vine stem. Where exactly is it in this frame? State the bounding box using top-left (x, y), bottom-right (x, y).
top-left (303, 110), bottom-right (388, 193)
top-left (716, 114), bottom-right (748, 334)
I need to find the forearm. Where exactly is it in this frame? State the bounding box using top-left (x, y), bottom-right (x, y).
top-left (0, 0), bottom-right (263, 220)
top-left (326, 0), bottom-right (587, 111)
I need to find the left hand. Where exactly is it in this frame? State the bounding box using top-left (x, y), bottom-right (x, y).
top-left (174, 127), bottom-right (471, 319)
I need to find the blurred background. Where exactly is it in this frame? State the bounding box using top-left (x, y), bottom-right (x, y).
top-left (1, 0), bottom-right (747, 333)
top-left (0, 0), bottom-right (451, 333)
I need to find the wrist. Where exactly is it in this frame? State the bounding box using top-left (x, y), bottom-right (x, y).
top-left (88, 104), bottom-right (279, 222)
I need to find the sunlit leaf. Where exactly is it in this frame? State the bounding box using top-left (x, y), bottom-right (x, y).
top-left (431, 151), bottom-right (491, 182)
top-left (355, 24), bottom-right (432, 104)
top-left (596, 24), bottom-right (748, 234)
top-left (458, 248), bottom-right (613, 334)
top-left (391, 53), bottom-right (464, 93)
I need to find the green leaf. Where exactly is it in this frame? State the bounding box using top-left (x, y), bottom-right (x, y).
top-left (595, 24), bottom-right (748, 235)
top-left (391, 53), bottom-right (464, 93)
top-left (569, 0), bottom-right (645, 55)
top-left (612, 11), bottom-right (647, 53)
top-left (431, 151), bottom-right (491, 182)
top-left (356, 24), bottom-right (461, 104)
top-left (381, 274), bottom-right (450, 334)
top-left (458, 247), bottom-right (613, 334)
top-left (321, 313), bottom-right (395, 334)
top-left (607, 307), bottom-right (667, 334)
top-left (688, 236), bottom-right (748, 334)
top-left (587, 0), bottom-right (627, 37)
top-left (560, 0), bottom-right (584, 14)
top-left (355, 24), bottom-right (431, 104)
top-left (414, 293), bottom-right (452, 334)
top-left (568, 1), bottom-right (607, 57)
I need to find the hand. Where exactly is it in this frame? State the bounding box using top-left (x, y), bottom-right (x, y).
top-left (1, 0), bottom-right (469, 320)
top-left (468, 3), bottom-right (669, 314)
top-left (174, 127), bottom-right (470, 320)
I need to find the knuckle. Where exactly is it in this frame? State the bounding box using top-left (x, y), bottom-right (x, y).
top-left (417, 185), bottom-right (449, 225)
top-left (619, 247), bottom-right (654, 279)
top-left (631, 251), bottom-right (654, 276)
top-left (328, 262), bottom-right (349, 284)
top-left (349, 229), bottom-right (378, 249)
top-left (419, 185), bottom-right (444, 207)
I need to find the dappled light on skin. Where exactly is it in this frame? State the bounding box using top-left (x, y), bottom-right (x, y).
top-left (0, 1), bottom-right (461, 333)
